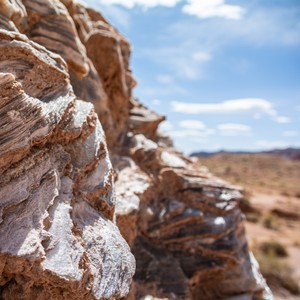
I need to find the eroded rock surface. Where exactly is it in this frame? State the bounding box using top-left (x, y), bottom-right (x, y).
top-left (0, 0), bottom-right (272, 299)
top-left (0, 6), bottom-right (134, 298)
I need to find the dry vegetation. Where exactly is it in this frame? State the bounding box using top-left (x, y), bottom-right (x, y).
top-left (199, 153), bottom-right (300, 197)
top-left (198, 153), bottom-right (300, 299)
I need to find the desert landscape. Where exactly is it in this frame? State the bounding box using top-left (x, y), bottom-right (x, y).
top-left (0, 0), bottom-right (298, 299)
top-left (196, 150), bottom-right (300, 299)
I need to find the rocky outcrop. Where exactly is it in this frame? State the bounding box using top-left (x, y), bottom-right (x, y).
top-left (129, 98), bottom-right (165, 140)
top-left (0, 4), bottom-right (134, 299)
top-left (0, 1), bottom-right (272, 299)
top-left (115, 135), bottom-right (272, 300)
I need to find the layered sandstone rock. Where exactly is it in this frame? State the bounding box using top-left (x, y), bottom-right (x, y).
top-left (115, 135), bottom-right (272, 300)
top-left (0, 5), bottom-right (134, 299)
top-left (0, 1), bottom-right (272, 299)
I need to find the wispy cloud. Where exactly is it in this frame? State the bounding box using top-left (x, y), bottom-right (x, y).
top-left (137, 5), bottom-right (300, 87)
top-left (273, 116), bottom-right (291, 124)
top-left (157, 74), bottom-right (174, 84)
top-left (191, 51), bottom-right (212, 62)
top-left (283, 130), bottom-right (298, 137)
top-left (159, 120), bottom-right (174, 131)
top-left (152, 99), bottom-right (161, 106)
top-left (169, 128), bottom-right (215, 138)
top-left (136, 83), bottom-right (187, 99)
top-left (179, 120), bottom-right (206, 130)
top-left (161, 118), bottom-right (215, 138)
top-left (171, 98), bottom-right (291, 124)
top-left (178, 121), bottom-right (252, 137)
top-left (142, 47), bottom-right (212, 80)
top-left (167, 6), bottom-right (300, 52)
top-left (217, 123), bottom-right (251, 136)
top-left (172, 98), bottom-right (275, 115)
top-left (88, 0), bottom-right (300, 47)
top-left (166, 120), bottom-right (215, 147)
top-left (97, 0), bottom-right (180, 9)
top-left (182, 0), bottom-right (245, 20)
top-left (256, 140), bottom-right (290, 150)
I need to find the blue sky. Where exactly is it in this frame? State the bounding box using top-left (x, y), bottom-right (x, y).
top-left (85, 0), bottom-right (300, 154)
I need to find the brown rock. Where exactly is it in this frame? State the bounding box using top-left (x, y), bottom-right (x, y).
top-left (0, 1), bottom-right (273, 299)
top-left (0, 9), bottom-right (134, 299)
top-left (129, 98), bottom-right (165, 140)
top-left (115, 135), bottom-right (272, 299)
top-left (67, 2), bottom-right (136, 146)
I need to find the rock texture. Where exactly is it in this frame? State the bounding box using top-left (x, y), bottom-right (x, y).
top-left (0, 2), bottom-right (134, 298)
top-left (115, 136), bottom-right (273, 300)
top-left (0, 1), bottom-right (272, 299)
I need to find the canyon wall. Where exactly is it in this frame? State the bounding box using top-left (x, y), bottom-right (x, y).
top-left (0, 1), bottom-right (272, 299)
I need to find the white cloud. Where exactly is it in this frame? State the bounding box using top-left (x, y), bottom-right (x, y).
top-left (190, 137), bottom-right (208, 144)
top-left (143, 47), bottom-right (212, 79)
top-left (97, 0), bottom-right (180, 9)
top-left (152, 99), bottom-right (161, 106)
top-left (169, 120), bottom-right (215, 140)
top-left (283, 130), bottom-right (298, 137)
top-left (169, 128), bottom-right (215, 138)
top-left (217, 123), bottom-right (251, 136)
top-left (273, 116), bottom-right (291, 124)
top-left (167, 6), bottom-right (300, 58)
top-left (256, 140), bottom-right (290, 150)
top-left (157, 74), bottom-right (174, 84)
top-left (179, 120), bottom-right (206, 130)
top-left (191, 51), bottom-right (212, 62)
top-left (171, 98), bottom-right (291, 124)
top-left (171, 98), bottom-right (276, 115)
top-left (182, 0), bottom-right (245, 20)
top-left (136, 4), bottom-right (300, 83)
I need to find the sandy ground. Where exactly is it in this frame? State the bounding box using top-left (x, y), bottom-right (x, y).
top-left (244, 191), bottom-right (300, 299)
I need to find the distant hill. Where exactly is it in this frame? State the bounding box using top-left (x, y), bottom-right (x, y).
top-left (264, 148), bottom-right (300, 160)
top-left (190, 147), bottom-right (300, 160)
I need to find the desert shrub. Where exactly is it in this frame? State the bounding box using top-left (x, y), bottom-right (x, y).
top-left (281, 190), bottom-right (290, 197)
top-left (245, 213), bottom-right (260, 223)
top-left (241, 197), bottom-right (250, 206)
top-left (224, 166), bottom-right (231, 175)
top-left (295, 191), bottom-right (300, 198)
top-left (260, 241), bottom-right (288, 257)
top-left (234, 176), bottom-right (240, 183)
top-left (239, 197), bottom-right (251, 212)
top-left (255, 243), bottom-right (299, 295)
top-left (262, 213), bottom-right (280, 230)
top-left (257, 253), bottom-right (300, 295)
